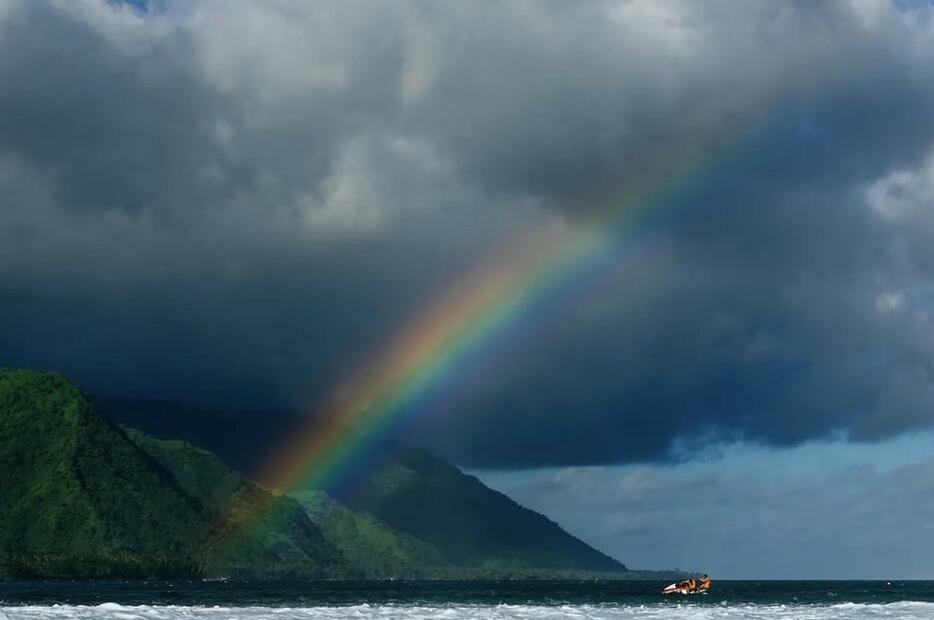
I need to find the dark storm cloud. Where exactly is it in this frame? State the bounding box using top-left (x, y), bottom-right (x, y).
top-left (2, 0), bottom-right (934, 467)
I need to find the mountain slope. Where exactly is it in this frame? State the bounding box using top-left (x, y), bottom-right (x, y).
top-left (330, 447), bottom-right (626, 573)
top-left (0, 369), bottom-right (345, 579)
top-left (292, 489), bottom-right (443, 578)
top-left (125, 429), bottom-right (345, 579)
top-left (98, 396), bottom-right (627, 575)
top-left (0, 369), bottom-right (203, 576)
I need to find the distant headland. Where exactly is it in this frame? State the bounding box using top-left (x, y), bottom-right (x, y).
top-left (0, 368), bottom-right (683, 581)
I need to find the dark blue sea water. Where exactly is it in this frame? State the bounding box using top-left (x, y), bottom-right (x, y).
top-left (1, 580), bottom-right (933, 618)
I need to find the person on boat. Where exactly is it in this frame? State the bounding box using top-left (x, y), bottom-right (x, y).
top-left (699, 575), bottom-right (712, 591)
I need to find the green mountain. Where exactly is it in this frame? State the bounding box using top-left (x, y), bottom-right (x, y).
top-left (0, 369), bottom-right (637, 579)
top-left (292, 489), bottom-right (443, 578)
top-left (98, 397), bottom-right (629, 577)
top-left (329, 448), bottom-right (626, 575)
top-left (123, 428), bottom-right (345, 579)
top-left (0, 368), bottom-right (346, 579)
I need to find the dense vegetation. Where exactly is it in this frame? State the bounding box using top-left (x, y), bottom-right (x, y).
top-left (0, 369), bottom-right (346, 579)
top-left (293, 489), bottom-right (442, 579)
top-left (125, 428), bottom-right (345, 579)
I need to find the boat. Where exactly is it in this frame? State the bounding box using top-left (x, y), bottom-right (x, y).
top-left (662, 582), bottom-right (700, 595)
top-left (662, 576), bottom-right (711, 595)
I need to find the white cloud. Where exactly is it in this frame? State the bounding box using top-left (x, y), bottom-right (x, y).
top-left (51, 0), bottom-right (174, 55)
top-left (866, 156), bottom-right (934, 220)
top-left (875, 290), bottom-right (906, 314)
top-left (398, 13), bottom-right (439, 111)
top-left (846, 0), bottom-right (892, 31)
top-left (299, 131), bottom-right (453, 232)
top-left (193, 0), bottom-right (349, 97)
top-left (0, 0), bottom-right (19, 24)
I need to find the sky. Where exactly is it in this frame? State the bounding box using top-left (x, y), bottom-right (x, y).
top-left (1, 0), bottom-right (934, 577)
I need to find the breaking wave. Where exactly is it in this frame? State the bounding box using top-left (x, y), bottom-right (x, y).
top-left (2, 602), bottom-right (934, 620)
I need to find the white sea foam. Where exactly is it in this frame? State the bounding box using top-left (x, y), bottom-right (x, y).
top-left (1, 602), bottom-right (934, 620)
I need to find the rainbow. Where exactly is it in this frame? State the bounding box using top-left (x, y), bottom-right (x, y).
top-left (254, 123), bottom-right (761, 497)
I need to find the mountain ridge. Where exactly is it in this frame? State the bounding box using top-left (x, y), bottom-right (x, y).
top-left (0, 368), bottom-right (346, 579)
top-left (97, 393), bottom-right (629, 575)
top-left (0, 369), bottom-right (672, 580)
top-left (329, 446), bottom-right (625, 573)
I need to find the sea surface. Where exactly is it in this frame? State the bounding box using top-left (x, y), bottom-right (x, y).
top-left (1, 581), bottom-right (933, 619)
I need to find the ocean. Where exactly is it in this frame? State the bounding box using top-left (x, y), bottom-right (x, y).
top-left (1, 581), bottom-right (932, 619)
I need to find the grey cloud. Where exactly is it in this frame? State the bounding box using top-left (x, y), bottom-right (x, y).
top-left (2, 0), bottom-right (934, 467)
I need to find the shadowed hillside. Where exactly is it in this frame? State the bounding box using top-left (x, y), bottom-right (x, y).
top-left (100, 396), bottom-right (629, 576)
top-left (331, 447), bottom-right (626, 573)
